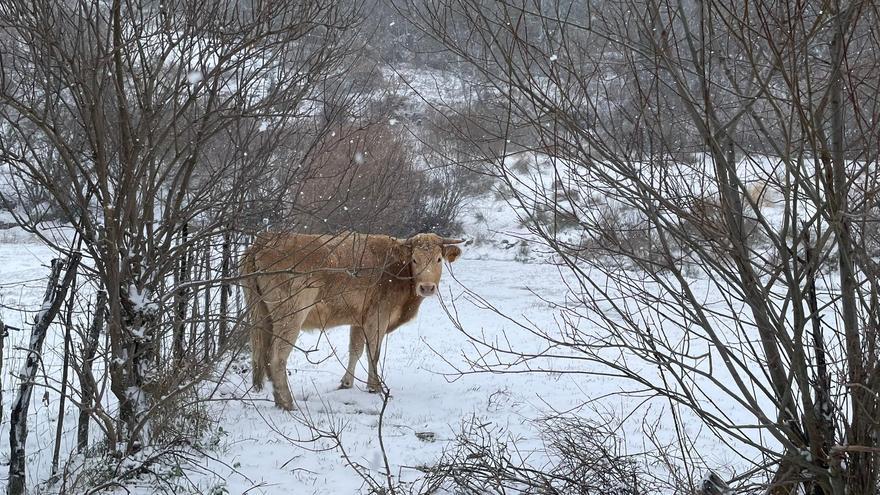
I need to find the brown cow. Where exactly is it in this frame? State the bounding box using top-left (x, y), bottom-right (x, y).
top-left (240, 232), bottom-right (463, 410)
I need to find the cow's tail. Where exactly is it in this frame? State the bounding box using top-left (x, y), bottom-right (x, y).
top-left (241, 248), bottom-right (271, 391)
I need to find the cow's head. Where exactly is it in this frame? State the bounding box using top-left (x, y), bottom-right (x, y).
top-left (399, 233), bottom-right (463, 297)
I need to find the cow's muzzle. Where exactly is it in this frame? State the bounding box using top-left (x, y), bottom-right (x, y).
top-left (417, 283), bottom-right (437, 297)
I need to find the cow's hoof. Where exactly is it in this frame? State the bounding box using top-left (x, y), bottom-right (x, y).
top-left (273, 393), bottom-right (296, 411)
top-left (367, 385), bottom-right (390, 395)
top-left (338, 379), bottom-right (353, 389)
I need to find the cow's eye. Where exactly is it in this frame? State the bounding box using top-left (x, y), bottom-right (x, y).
top-left (437, 257), bottom-right (442, 262)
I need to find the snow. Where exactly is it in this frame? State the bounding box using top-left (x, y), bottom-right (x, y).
top-left (186, 70), bottom-right (204, 85)
top-left (164, 255), bottom-right (752, 494)
top-left (127, 284), bottom-right (158, 318)
top-left (0, 151), bottom-right (798, 493)
top-left (0, 232), bottom-right (747, 493)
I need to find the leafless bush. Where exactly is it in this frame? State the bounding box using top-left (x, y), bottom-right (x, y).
top-left (421, 416), bottom-right (661, 495)
top-left (295, 121), bottom-right (469, 236)
top-left (408, 162), bottom-right (473, 235)
top-left (420, 99), bottom-right (535, 168)
top-left (403, 0), bottom-right (880, 493)
top-left (294, 122), bottom-right (423, 235)
top-left (59, 439), bottom-right (227, 495)
top-left (0, 0), bottom-right (369, 490)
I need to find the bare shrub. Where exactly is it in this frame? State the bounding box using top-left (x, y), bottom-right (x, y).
top-left (0, 0), bottom-right (368, 490)
top-left (294, 122), bottom-right (422, 235)
top-left (402, 1), bottom-right (880, 491)
top-left (422, 416), bottom-right (661, 495)
top-left (678, 195), bottom-right (765, 252)
top-left (344, 49), bottom-right (388, 95)
top-left (414, 176), bottom-right (471, 234)
top-left (295, 121), bottom-right (470, 236)
top-left (510, 155), bottom-right (532, 175)
top-left (421, 99), bottom-right (533, 165)
top-left (572, 201), bottom-right (668, 270)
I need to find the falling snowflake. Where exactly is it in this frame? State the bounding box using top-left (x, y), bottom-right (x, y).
top-left (186, 70), bottom-right (203, 84)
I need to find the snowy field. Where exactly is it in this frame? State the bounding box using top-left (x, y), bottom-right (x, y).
top-left (190, 257), bottom-right (614, 493)
top-left (0, 156), bottom-right (783, 493)
top-left (0, 179), bottom-right (775, 493)
top-left (0, 238), bottom-right (752, 494)
top-left (176, 257), bottom-right (752, 494)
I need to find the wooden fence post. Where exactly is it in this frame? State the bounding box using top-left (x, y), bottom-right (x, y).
top-left (0, 319), bottom-right (6, 426)
top-left (219, 228), bottom-right (233, 350)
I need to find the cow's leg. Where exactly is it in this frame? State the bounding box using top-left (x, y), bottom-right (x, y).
top-left (364, 319), bottom-right (389, 394)
top-left (244, 277), bottom-right (273, 392)
top-left (267, 293), bottom-right (314, 410)
top-left (268, 325), bottom-right (299, 410)
top-left (257, 323), bottom-right (273, 392)
top-left (340, 326), bottom-right (365, 389)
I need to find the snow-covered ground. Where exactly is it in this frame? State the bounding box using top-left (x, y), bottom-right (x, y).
top-left (0, 171), bottom-right (778, 494)
top-left (191, 257), bottom-right (593, 493)
top-left (180, 258), bottom-right (754, 494)
top-left (0, 235), bottom-right (752, 494)
top-left (0, 152), bottom-right (792, 494)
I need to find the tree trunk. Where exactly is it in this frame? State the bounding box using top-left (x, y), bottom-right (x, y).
top-left (77, 289), bottom-right (106, 453)
top-left (173, 222), bottom-right (189, 365)
top-left (118, 252), bottom-right (158, 452)
top-left (107, 225), bottom-right (158, 453)
top-left (829, 2), bottom-right (868, 492)
top-left (203, 238), bottom-right (212, 361)
top-left (8, 256), bottom-right (80, 495)
top-left (51, 266), bottom-right (77, 477)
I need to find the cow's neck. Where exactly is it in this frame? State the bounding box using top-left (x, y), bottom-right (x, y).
top-left (397, 261), bottom-right (423, 308)
top-left (389, 289), bottom-right (423, 333)
top-left (384, 259), bottom-right (424, 331)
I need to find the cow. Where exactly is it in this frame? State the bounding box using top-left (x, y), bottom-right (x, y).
top-left (240, 232), bottom-right (463, 410)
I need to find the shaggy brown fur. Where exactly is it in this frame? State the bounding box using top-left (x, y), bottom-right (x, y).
top-left (240, 232), bottom-right (462, 410)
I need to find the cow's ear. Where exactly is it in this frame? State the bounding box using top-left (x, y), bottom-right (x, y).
top-left (442, 245), bottom-right (462, 263)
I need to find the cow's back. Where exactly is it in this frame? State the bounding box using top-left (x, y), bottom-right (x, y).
top-left (248, 232), bottom-right (409, 330)
top-left (250, 232), bottom-right (396, 271)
